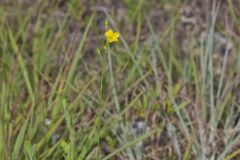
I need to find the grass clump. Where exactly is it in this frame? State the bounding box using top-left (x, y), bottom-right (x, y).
top-left (0, 0), bottom-right (240, 160)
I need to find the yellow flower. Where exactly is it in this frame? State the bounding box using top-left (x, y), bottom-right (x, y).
top-left (104, 29), bottom-right (119, 43)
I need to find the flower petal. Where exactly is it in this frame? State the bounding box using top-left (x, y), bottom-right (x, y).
top-left (113, 32), bottom-right (119, 39)
top-left (104, 29), bottom-right (113, 38)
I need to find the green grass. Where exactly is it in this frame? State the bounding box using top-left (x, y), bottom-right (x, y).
top-left (0, 0), bottom-right (240, 160)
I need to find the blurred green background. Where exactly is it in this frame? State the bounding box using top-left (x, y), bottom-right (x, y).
top-left (0, 0), bottom-right (240, 159)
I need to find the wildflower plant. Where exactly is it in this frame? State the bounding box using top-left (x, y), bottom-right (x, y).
top-left (97, 19), bottom-right (119, 97)
top-left (96, 19), bottom-right (119, 158)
